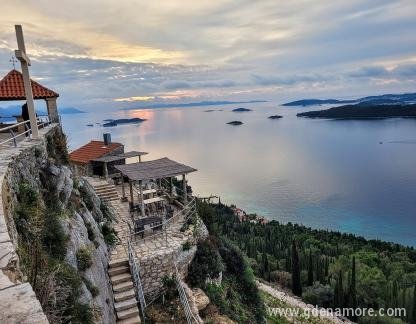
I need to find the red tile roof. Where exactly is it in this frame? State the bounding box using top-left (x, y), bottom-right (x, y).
top-left (0, 69), bottom-right (59, 101)
top-left (69, 141), bottom-right (123, 164)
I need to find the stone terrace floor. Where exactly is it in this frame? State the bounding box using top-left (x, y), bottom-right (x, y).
top-left (85, 177), bottom-right (195, 263)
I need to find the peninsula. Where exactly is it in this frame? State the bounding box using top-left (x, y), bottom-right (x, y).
top-left (297, 103), bottom-right (416, 119)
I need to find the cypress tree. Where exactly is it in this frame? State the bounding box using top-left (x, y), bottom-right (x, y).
top-left (291, 240), bottom-right (302, 296)
top-left (349, 256), bottom-right (357, 320)
top-left (412, 285), bottom-right (416, 324)
top-left (336, 271), bottom-right (344, 307)
top-left (308, 250), bottom-right (313, 286)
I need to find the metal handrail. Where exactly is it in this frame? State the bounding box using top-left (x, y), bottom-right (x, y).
top-left (174, 262), bottom-right (198, 323)
top-left (127, 238), bottom-right (147, 320)
top-left (0, 116), bottom-right (53, 148)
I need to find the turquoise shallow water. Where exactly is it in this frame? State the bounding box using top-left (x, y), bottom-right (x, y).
top-left (61, 102), bottom-right (416, 246)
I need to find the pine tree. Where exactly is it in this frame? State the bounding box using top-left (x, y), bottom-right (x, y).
top-left (291, 240), bottom-right (302, 297)
top-left (308, 250), bottom-right (313, 286)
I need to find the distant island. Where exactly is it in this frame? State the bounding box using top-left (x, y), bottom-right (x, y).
top-left (268, 115), bottom-right (283, 119)
top-left (103, 118), bottom-right (146, 127)
top-left (283, 99), bottom-right (356, 106)
top-left (297, 104), bottom-right (416, 119)
top-left (59, 107), bottom-right (86, 114)
top-left (283, 92), bottom-right (416, 107)
top-left (227, 121), bottom-right (243, 126)
top-left (232, 108), bottom-right (252, 112)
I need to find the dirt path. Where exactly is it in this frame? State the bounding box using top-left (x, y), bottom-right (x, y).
top-left (256, 280), bottom-right (354, 324)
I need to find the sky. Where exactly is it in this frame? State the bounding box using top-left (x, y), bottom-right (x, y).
top-left (0, 0), bottom-right (415, 111)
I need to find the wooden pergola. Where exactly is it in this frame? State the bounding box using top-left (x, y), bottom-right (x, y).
top-left (114, 157), bottom-right (197, 216)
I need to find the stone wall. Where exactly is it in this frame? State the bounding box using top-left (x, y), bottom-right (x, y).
top-left (0, 125), bottom-right (115, 323)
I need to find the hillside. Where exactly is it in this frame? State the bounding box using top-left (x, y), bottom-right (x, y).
top-left (297, 104), bottom-right (416, 119)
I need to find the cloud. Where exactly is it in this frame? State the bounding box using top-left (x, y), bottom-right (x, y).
top-left (0, 0), bottom-right (415, 110)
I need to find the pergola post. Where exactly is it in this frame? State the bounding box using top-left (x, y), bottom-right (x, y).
top-left (14, 25), bottom-right (38, 138)
top-left (139, 180), bottom-right (145, 216)
top-left (45, 97), bottom-right (58, 123)
top-left (182, 174), bottom-right (187, 203)
top-left (121, 176), bottom-right (126, 199)
top-left (103, 162), bottom-right (108, 179)
top-left (129, 180), bottom-right (134, 206)
top-left (139, 155), bottom-right (142, 163)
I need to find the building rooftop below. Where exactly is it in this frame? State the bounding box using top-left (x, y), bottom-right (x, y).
top-left (69, 140), bottom-right (123, 164)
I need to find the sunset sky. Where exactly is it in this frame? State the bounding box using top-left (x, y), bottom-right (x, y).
top-left (0, 0), bottom-right (415, 111)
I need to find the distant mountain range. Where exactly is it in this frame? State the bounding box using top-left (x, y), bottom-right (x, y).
top-left (123, 100), bottom-right (267, 110)
top-left (0, 105), bottom-right (85, 117)
top-left (283, 93), bottom-right (416, 106)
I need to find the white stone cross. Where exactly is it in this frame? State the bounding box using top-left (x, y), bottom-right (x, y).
top-left (14, 25), bottom-right (39, 138)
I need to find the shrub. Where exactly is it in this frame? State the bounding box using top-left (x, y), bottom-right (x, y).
top-left (71, 302), bottom-right (94, 324)
top-left (79, 186), bottom-right (94, 211)
top-left (162, 275), bottom-right (177, 300)
top-left (85, 222), bottom-right (96, 242)
top-left (187, 238), bottom-right (224, 288)
top-left (182, 241), bottom-right (192, 251)
top-left (76, 247), bottom-right (93, 271)
top-left (100, 202), bottom-right (113, 221)
top-left (42, 208), bottom-right (68, 260)
top-left (83, 277), bottom-right (99, 298)
top-left (101, 223), bottom-right (117, 246)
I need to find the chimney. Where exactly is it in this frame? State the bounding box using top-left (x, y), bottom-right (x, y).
top-left (103, 133), bottom-right (111, 146)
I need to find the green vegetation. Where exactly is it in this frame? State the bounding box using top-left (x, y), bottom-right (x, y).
top-left (190, 201), bottom-right (266, 323)
top-left (14, 183), bottom-right (93, 323)
top-left (182, 241), bottom-right (192, 251)
top-left (46, 129), bottom-right (69, 164)
top-left (76, 247), bottom-right (93, 271)
top-left (200, 202), bottom-right (416, 323)
top-left (101, 223), bottom-right (117, 246)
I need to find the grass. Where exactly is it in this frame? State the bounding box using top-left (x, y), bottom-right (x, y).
top-left (76, 247), bottom-right (93, 271)
top-left (261, 291), bottom-right (334, 324)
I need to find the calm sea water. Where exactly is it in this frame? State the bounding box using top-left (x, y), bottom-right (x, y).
top-left (61, 103), bottom-right (416, 246)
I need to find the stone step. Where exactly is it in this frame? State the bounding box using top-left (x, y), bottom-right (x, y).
top-left (98, 192), bottom-right (119, 198)
top-left (111, 272), bottom-right (133, 285)
top-left (95, 186), bottom-right (117, 192)
top-left (109, 258), bottom-right (129, 269)
top-left (113, 280), bottom-right (134, 293)
top-left (115, 298), bottom-right (138, 312)
top-left (109, 265), bottom-right (130, 276)
top-left (116, 315), bottom-right (141, 324)
top-left (117, 307), bottom-right (139, 320)
top-left (114, 289), bottom-right (135, 303)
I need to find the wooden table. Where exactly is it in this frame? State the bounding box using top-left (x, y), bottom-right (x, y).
top-left (143, 197), bottom-right (165, 205)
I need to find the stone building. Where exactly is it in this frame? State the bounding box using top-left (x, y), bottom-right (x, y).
top-left (69, 135), bottom-right (125, 177)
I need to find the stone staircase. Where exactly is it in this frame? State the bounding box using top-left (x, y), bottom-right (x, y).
top-left (109, 258), bottom-right (141, 324)
top-left (91, 182), bottom-right (119, 202)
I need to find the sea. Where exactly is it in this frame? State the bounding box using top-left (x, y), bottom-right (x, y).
top-left (61, 102), bottom-right (416, 247)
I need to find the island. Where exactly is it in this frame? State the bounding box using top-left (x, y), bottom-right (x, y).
top-left (59, 107), bottom-right (86, 114)
top-left (283, 99), bottom-right (356, 106)
top-left (283, 92), bottom-right (416, 107)
top-left (103, 117), bottom-right (146, 127)
top-left (268, 115), bottom-right (283, 119)
top-left (297, 104), bottom-right (416, 119)
top-left (232, 107), bottom-right (252, 112)
top-left (227, 121), bottom-right (243, 126)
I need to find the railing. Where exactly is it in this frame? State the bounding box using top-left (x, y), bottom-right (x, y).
top-left (0, 116), bottom-right (53, 148)
top-left (127, 197), bottom-right (197, 245)
top-left (127, 238), bottom-right (147, 320)
top-left (174, 262), bottom-right (198, 324)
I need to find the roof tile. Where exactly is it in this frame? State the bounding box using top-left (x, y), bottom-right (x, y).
top-left (0, 69), bottom-right (59, 101)
top-left (69, 141), bottom-right (123, 164)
